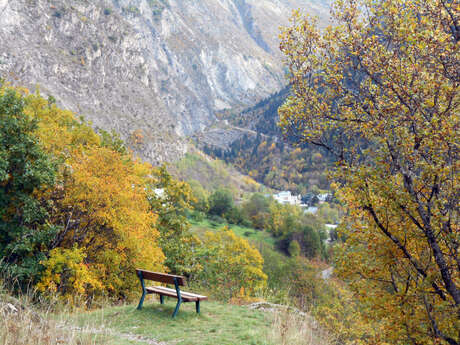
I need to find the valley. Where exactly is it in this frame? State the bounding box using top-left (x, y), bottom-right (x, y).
top-left (1, 0), bottom-right (458, 344)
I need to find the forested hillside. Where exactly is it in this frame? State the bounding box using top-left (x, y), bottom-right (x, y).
top-left (197, 89), bottom-right (335, 194)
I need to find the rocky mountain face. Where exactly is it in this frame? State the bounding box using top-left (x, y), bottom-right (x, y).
top-left (0, 0), bottom-right (329, 164)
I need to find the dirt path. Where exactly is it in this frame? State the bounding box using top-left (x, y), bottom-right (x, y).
top-left (60, 325), bottom-right (172, 345)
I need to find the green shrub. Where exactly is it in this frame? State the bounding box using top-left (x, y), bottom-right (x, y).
top-left (224, 206), bottom-right (246, 225)
top-left (188, 179), bottom-right (209, 212)
top-left (288, 240), bottom-right (301, 257)
top-left (189, 210), bottom-right (206, 222)
top-left (208, 188), bottom-right (234, 217)
top-left (0, 88), bottom-right (57, 286)
top-left (240, 218), bottom-right (253, 228)
top-left (209, 214), bottom-right (226, 226)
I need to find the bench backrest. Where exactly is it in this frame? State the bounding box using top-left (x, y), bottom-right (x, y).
top-left (136, 269), bottom-right (185, 286)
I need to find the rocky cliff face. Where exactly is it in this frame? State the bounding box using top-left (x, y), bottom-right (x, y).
top-left (0, 0), bottom-right (329, 163)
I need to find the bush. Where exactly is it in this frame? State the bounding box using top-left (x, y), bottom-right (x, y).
top-left (250, 211), bottom-right (270, 230)
top-left (288, 240), bottom-right (301, 257)
top-left (36, 247), bottom-right (102, 304)
top-left (209, 214), bottom-right (226, 226)
top-left (224, 206), bottom-right (246, 225)
top-left (208, 188), bottom-right (234, 217)
top-left (195, 227), bottom-right (267, 299)
top-left (189, 210), bottom-right (206, 222)
top-left (188, 179), bottom-right (209, 212)
top-left (240, 218), bottom-right (253, 228)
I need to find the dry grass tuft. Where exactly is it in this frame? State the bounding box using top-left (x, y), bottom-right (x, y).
top-left (269, 308), bottom-right (334, 345)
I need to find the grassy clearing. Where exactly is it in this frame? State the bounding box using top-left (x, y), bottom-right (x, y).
top-left (1, 285), bottom-right (330, 345)
top-left (73, 298), bottom-right (273, 345)
top-left (190, 218), bottom-right (276, 248)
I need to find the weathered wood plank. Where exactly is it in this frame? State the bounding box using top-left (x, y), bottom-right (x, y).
top-left (136, 269), bottom-right (186, 286)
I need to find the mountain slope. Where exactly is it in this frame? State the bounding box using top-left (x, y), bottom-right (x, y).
top-left (0, 0), bottom-right (330, 164)
top-left (195, 88), bottom-right (334, 194)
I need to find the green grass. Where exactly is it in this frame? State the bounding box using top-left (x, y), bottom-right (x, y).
top-left (73, 299), bottom-right (273, 345)
top-left (189, 218), bottom-right (276, 247)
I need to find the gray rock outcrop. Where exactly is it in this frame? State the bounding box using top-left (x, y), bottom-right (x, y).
top-left (0, 0), bottom-right (329, 163)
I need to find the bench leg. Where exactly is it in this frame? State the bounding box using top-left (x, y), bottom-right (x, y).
top-left (195, 301), bottom-right (200, 314)
top-left (137, 291), bottom-right (146, 310)
top-left (172, 299), bottom-right (181, 318)
top-left (160, 295), bottom-right (164, 304)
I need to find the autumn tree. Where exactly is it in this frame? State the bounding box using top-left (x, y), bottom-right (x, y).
top-left (147, 166), bottom-right (201, 276)
top-left (279, 1), bottom-right (459, 344)
top-left (188, 179), bottom-right (209, 213)
top-left (197, 227), bottom-right (267, 299)
top-left (0, 88), bottom-right (57, 284)
top-left (46, 146), bottom-right (164, 299)
top-left (288, 240), bottom-right (301, 257)
top-left (19, 89), bottom-right (164, 301)
top-left (242, 193), bottom-right (271, 229)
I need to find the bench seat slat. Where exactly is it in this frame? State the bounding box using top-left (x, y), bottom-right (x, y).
top-left (148, 286), bottom-right (208, 299)
top-left (146, 286), bottom-right (208, 301)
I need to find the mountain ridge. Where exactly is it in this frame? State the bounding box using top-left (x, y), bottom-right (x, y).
top-left (0, 0), bottom-right (330, 164)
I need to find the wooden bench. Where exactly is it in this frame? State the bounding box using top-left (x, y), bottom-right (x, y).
top-left (135, 269), bottom-right (208, 318)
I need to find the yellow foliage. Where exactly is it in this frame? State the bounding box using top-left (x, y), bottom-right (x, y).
top-left (313, 279), bottom-right (384, 345)
top-left (18, 90), bottom-right (165, 300)
top-left (54, 146), bottom-right (164, 297)
top-left (201, 227), bottom-right (267, 298)
top-left (241, 175), bottom-right (259, 187)
top-left (24, 93), bottom-right (100, 157)
top-left (249, 169), bottom-right (259, 177)
top-left (279, 0), bottom-right (459, 343)
top-left (37, 247), bottom-right (102, 304)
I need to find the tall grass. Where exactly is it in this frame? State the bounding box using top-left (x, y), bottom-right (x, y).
top-left (0, 284), bottom-right (110, 345)
top-left (269, 308), bottom-right (333, 345)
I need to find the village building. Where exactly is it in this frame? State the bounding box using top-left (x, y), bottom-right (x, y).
top-left (273, 191), bottom-right (302, 206)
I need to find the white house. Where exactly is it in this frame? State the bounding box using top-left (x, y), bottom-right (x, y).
top-left (317, 193), bottom-right (330, 204)
top-left (273, 191), bottom-right (302, 206)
